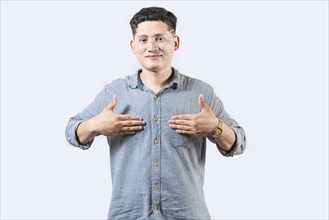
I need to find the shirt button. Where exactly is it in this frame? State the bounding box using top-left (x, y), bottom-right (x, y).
top-left (153, 117), bottom-right (158, 122)
top-left (152, 204), bottom-right (160, 211)
top-left (153, 161), bottom-right (158, 167)
top-left (153, 183), bottom-right (159, 190)
top-left (153, 96), bottom-right (157, 101)
top-left (154, 138), bottom-right (158, 144)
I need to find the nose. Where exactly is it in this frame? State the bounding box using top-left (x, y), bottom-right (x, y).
top-left (147, 39), bottom-right (159, 52)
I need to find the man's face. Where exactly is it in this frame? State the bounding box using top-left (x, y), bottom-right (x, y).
top-left (130, 21), bottom-right (179, 72)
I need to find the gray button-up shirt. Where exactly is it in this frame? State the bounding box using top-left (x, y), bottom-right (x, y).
top-left (65, 68), bottom-right (246, 220)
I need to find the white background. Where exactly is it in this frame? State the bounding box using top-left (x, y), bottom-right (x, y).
top-left (1, 1), bottom-right (328, 219)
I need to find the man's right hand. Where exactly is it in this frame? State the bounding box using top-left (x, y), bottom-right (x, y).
top-left (77, 95), bottom-right (146, 144)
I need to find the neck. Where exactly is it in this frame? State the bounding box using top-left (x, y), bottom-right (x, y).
top-left (140, 67), bottom-right (173, 93)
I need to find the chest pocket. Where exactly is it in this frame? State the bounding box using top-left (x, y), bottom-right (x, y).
top-left (160, 92), bottom-right (203, 148)
top-left (169, 128), bottom-right (203, 148)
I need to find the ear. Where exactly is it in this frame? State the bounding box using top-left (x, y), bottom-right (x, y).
top-left (174, 35), bottom-right (180, 51)
top-left (130, 39), bottom-right (136, 54)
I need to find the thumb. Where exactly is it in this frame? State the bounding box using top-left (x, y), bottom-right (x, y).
top-left (198, 94), bottom-right (209, 111)
top-left (105, 95), bottom-right (118, 111)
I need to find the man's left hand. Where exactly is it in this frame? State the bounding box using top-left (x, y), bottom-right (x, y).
top-left (168, 94), bottom-right (218, 137)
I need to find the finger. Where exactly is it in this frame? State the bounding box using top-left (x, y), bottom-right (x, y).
top-left (118, 115), bottom-right (143, 121)
top-left (121, 120), bottom-right (146, 127)
top-left (169, 124), bottom-right (192, 131)
top-left (171, 114), bottom-right (195, 120)
top-left (120, 131), bottom-right (136, 135)
top-left (168, 119), bottom-right (192, 126)
top-left (122, 121), bottom-right (144, 127)
top-left (198, 94), bottom-right (209, 110)
top-left (125, 131), bottom-right (136, 135)
top-left (105, 95), bottom-right (118, 111)
top-left (120, 125), bottom-right (144, 134)
top-left (121, 125), bottom-right (144, 132)
top-left (175, 129), bottom-right (194, 135)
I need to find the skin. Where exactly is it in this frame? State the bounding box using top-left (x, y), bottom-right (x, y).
top-left (77, 20), bottom-right (236, 151)
top-left (130, 21), bottom-right (180, 93)
top-left (76, 95), bottom-right (146, 144)
top-left (168, 94), bottom-right (236, 151)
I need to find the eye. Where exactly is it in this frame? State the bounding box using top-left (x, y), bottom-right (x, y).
top-left (157, 37), bottom-right (165, 42)
top-left (139, 38), bottom-right (147, 44)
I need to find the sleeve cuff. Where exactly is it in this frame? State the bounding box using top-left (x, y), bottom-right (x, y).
top-left (208, 126), bottom-right (245, 157)
top-left (66, 121), bottom-right (94, 150)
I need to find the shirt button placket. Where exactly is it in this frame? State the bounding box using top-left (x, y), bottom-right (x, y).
top-left (152, 94), bottom-right (161, 215)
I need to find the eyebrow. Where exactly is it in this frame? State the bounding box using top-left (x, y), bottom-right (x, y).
top-left (137, 33), bottom-right (168, 38)
top-left (136, 30), bottom-right (175, 39)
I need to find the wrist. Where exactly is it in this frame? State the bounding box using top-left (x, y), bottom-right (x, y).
top-left (212, 118), bottom-right (224, 138)
top-left (87, 117), bottom-right (101, 136)
top-left (76, 119), bottom-right (99, 145)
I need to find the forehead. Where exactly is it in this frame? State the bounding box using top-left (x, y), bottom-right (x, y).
top-left (135, 21), bottom-right (171, 36)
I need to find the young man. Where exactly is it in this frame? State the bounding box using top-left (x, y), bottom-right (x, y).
top-left (66, 7), bottom-right (246, 219)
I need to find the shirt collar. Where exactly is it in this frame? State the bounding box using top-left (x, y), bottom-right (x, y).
top-left (128, 67), bottom-right (180, 91)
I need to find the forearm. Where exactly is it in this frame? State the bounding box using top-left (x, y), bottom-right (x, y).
top-left (214, 122), bottom-right (236, 152)
top-left (76, 118), bottom-right (99, 145)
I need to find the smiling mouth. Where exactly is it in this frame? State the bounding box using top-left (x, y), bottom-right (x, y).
top-left (145, 55), bottom-right (162, 59)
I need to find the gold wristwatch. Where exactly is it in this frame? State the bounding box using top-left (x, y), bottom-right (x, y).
top-left (212, 118), bottom-right (224, 137)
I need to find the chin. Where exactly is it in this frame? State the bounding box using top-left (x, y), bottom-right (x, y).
top-left (143, 64), bottom-right (161, 72)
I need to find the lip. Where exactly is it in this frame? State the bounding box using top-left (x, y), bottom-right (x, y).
top-left (145, 55), bottom-right (162, 60)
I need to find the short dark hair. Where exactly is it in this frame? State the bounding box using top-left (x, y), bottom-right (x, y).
top-left (130, 7), bottom-right (177, 36)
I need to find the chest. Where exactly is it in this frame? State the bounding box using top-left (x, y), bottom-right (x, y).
top-left (113, 89), bottom-right (201, 125)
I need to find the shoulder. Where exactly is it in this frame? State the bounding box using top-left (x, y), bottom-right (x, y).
top-left (103, 73), bottom-right (136, 91)
top-left (176, 71), bottom-right (220, 105)
top-left (178, 71), bottom-right (214, 92)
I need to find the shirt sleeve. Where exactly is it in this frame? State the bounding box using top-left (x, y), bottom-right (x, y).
top-left (65, 85), bottom-right (109, 150)
top-left (205, 88), bottom-right (246, 157)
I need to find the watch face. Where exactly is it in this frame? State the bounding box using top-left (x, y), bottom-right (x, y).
top-left (217, 130), bottom-right (221, 135)
top-left (212, 119), bottom-right (223, 137)
top-left (214, 128), bottom-right (222, 136)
